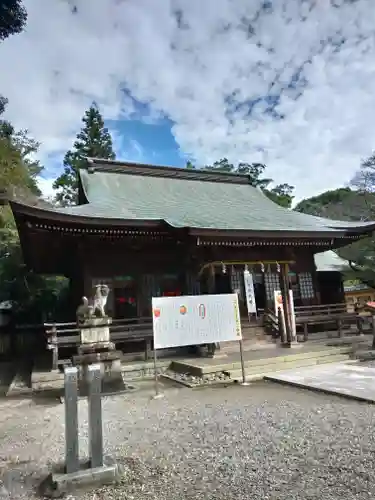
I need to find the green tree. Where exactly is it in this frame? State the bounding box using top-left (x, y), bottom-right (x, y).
top-left (53, 103), bottom-right (116, 206)
top-left (186, 158), bottom-right (295, 208)
top-left (0, 0), bottom-right (27, 41)
top-left (0, 121), bottom-right (43, 198)
top-left (0, 116), bottom-right (69, 322)
top-left (264, 183), bottom-right (295, 209)
top-left (294, 187), bottom-right (373, 220)
top-left (344, 155), bottom-right (375, 288)
top-left (0, 96), bottom-right (7, 115)
top-left (295, 184), bottom-right (375, 288)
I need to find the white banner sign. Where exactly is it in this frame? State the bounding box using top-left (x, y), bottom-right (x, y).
top-left (243, 271), bottom-right (257, 314)
top-left (274, 289), bottom-right (296, 336)
top-left (152, 293), bottom-right (242, 349)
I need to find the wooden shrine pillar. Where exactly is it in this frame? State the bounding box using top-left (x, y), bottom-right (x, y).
top-left (279, 263), bottom-right (297, 346)
top-left (202, 264), bottom-right (217, 356)
top-left (207, 264), bottom-right (216, 294)
top-left (66, 242), bottom-right (86, 320)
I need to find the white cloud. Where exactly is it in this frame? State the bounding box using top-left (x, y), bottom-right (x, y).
top-left (37, 177), bottom-right (55, 200)
top-left (1, 0), bottom-right (375, 200)
top-left (109, 128), bottom-right (145, 163)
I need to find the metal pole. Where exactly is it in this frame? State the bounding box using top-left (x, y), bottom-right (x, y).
top-left (238, 339), bottom-right (250, 386)
top-left (87, 363), bottom-right (104, 469)
top-left (64, 366), bottom-right (79, 474)
top-left (152, 346), bottom-right (164, 399)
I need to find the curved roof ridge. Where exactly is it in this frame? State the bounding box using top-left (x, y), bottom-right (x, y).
top-left (85, 158), bottom-right (251, 184)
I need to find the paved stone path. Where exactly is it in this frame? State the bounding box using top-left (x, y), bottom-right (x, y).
top-left (265, 360), bottom-right (375, 402)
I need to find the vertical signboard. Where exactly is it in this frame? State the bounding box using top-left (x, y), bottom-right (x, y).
top-left (243, 271), bottom-right (257, 314)
top-left (274, 289), bottom-right (296, 336)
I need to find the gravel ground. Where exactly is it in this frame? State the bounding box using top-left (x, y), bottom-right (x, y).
top-left (0, 381), bottom-right (375, 499)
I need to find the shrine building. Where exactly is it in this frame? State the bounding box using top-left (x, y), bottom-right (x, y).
top-left (9, 158), bottom-right (375, 322)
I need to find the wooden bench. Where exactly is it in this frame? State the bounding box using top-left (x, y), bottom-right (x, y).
top-left (44, 317), bottom-right (154, 369)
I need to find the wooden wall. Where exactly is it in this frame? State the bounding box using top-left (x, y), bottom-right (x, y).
top-left (24, 228), bottom-right (340, 317)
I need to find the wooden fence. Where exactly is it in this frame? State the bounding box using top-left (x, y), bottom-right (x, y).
top-left (0, 316), bottom-right (155, 361)
top-left (263, 302), bottom-right (370, 340)
top-left (1, 302), bottom-right (368, 361)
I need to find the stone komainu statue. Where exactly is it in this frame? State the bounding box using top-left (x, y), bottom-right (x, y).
top-left (76, 284), bottom-right (110, 321)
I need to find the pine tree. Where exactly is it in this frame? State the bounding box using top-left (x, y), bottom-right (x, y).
top-left (0, 0), bottom-right (27, 41)
top-left (53, 103), bottom-right (115, 206)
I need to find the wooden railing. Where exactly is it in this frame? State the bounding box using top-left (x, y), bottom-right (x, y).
top-left (44, 317), bottom-right (154, 369)
top-left (264, 303), bottom-right (369, 340)
top-left (0, 302), bottom-right (368, 361)
top-left (295, 303), bottom-right (347, 317)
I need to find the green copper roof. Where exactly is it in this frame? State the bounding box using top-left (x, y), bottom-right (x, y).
top-left (314, 251), bottom-right (349, 272)
top-left (52, 160), bottom-right (375, 234)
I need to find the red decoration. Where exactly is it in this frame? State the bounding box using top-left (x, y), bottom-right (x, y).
top-left (163, 290), bottom-right (181, 297)
top-left (116, 297), bottom-right (136, 304)
top-left (153, 308), bottom-right (161, 318)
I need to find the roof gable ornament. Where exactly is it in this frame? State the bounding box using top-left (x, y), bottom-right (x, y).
top-left (86, 158), bottom-right (96, 174)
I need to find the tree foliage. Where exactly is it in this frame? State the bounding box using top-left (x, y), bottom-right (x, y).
top-left (0, 221), bottom-right (69, 322)
top-left (0, 111), bottom-right (68, 322)
top-left (0, 0), bottom-right (27, 41)
top-left (0, 96), bottom-right (7, 115)
top-left (53, 103), bottom-right (116, 206)
top-left (344, 154), bottom-right (375, 288)
top-left (0, 120), bottom-right (43, 198)
top-left (186, 158), bottom-right (295, 208)
top-left (295, 175), bottom-right (375, 288)
top-left (295, 187), bottom-right (374, 221)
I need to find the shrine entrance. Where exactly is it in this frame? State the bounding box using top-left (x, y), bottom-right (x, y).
top-left (214, 273), bottom-right (232, 294)
top-left (113, 276), bottom-right (138, 320)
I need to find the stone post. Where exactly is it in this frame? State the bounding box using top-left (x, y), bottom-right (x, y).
top-left (87, 364), bottom-right (104, 469)
top-left (64, 366), bottom-right (79, 474)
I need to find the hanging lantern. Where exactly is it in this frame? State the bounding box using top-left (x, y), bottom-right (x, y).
top-left (244, 263), bottom-right (249, 274)
top-left (260, 262), bottom-right (265, 273)
top-left (222, 263), bottom-right (227, 274)
top-left (231, 265), bottom-right (235, 274)
top-left (276, 262), bottom-right (281, 273)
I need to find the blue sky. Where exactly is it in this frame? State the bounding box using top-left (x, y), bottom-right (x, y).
top-left (107, 91), bottom-right (188, 167)
top-left (1, 0), bottom-right (375, 201)
top-left (44, 100), bottom-right (189, 180)
top-left (108, 114), bottom-right (187, 168)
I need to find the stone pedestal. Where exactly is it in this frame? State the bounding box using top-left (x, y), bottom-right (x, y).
top-left (72, 317), bottom-right (125, 396)
top-left (79, 316), bottom-right (112, 345)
